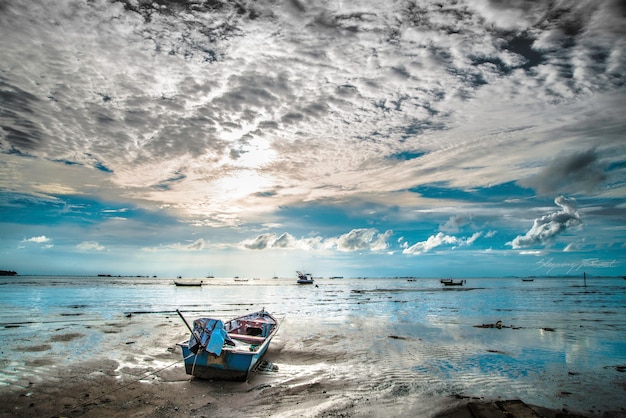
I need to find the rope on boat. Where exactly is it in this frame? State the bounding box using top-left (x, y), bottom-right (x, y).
top-left (50, 353), bottom-right (196, 418)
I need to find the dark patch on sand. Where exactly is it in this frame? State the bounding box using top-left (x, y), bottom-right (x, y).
top-left (50, 332), bottom-right (84, 342)
top-left (22, 344), bottom-right (52, 352)
top-left (25, 358), bottom-right (56, 366)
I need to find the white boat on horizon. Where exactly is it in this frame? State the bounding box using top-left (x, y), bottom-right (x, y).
top-left (296, 271), bottom-right (315, 284)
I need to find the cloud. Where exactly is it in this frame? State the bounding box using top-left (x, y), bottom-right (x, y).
top-left (20, 235), bottom-right (53, 249)
top-left (142, 238), bottom-right (208, 252)
top-left (518, 149), bottom-right (607, 195)
top-left (402, 230), bottom-right (483, 254)
top-left (0, 0), bottom-right (625, 279)
top-left (239, 228), bottom-right (393, 252)
top-left (77, 241), bottom-right (105, 251)
top-left (402, 232), bottom-right (456, 254)
top-left (23, 235), bottom-right (51, 244)
top-left (440, 215), bottom-right (472, 233)
top-left (242, 234), bottom-right (276, 250)
top-left (508, 196), bottom-right (581, 249)
top-left (185, 238), bottom-right (207, 251)
top-left (336, 228), bottom-right (393, 252)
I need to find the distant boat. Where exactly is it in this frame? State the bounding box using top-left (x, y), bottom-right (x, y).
top-left (296, 271), bottom-right (315, 284)
top-left (329, 276), bottom-right (343, 279)
top-left (234, 278), bottom-right (249, 282)
top-left (174, 280), bottom-right (204, 287)
top-left (522, 278), bottom-right (534, 282)
top-left (177, 308), bottom-right (278, 381)
top-left (440, 279), bottom-right (465, 286)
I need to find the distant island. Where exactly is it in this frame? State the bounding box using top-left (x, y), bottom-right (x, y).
top-left (0, 270), bottom-right (18, 276)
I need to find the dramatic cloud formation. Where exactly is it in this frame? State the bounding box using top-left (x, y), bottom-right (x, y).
top-left (1, 0), bottom-right (624, 277)
top-left (508, 196), bottom-right (582, 249)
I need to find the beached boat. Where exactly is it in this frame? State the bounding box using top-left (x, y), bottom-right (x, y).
top-left (174, 280), bottom-right (203, 287)
top-left (440, 279), bottom-right (465, 286)
top-left (296, 271), bottom-right (315, 284)
top-left (177, 309), bottom-right (278, 381)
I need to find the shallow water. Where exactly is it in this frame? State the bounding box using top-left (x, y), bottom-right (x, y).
top-left (1, 276), bottom-right (625, 415)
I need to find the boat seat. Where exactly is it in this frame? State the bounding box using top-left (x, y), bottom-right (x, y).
top-left (228, 334), bottom-right (265, 344)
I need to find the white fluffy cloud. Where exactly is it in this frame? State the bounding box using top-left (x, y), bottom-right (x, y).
top-left (23, 236), bottom-right (51, 244)
top-left (508, 196), bottom-right (582, 249)
top-left (402, 231), bottom-right (482, 254)
top-left (239, 228), bottom-right (393, 252)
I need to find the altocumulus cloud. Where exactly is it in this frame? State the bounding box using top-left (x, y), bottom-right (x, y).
top-left (508, 196), bottom-right (581, 249)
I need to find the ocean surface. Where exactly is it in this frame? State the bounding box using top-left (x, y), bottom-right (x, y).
top-left (1, 275), bottom-right (625, 416)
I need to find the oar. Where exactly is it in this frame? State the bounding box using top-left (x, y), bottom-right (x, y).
top-left (176, 309), bottom-right (194, 334)
top-left (177, 309), bottom-right (206, 354)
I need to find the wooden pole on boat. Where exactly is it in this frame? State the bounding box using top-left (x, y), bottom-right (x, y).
top-left (584, 272), bottom-right (587, 288)
top-left (176, 309), bottom-right (194, 334)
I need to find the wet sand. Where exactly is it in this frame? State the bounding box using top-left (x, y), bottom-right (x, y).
top-left (1, 313), bottom-right (621, 418)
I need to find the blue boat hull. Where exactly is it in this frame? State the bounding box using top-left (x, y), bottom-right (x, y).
top-left (180, 337), bottom-right (273, 381)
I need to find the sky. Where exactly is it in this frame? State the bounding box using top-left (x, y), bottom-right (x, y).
top-left (1, 0), bottom-right (625, 278)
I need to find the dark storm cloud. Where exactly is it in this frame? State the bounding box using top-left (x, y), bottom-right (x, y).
top-left (519, 149), bottom-right (607, 195)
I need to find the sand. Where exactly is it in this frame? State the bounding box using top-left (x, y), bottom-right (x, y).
top-left (0, 313), bottom-right (622, 417)
top-left (0, 363), bottom-right (606, 418)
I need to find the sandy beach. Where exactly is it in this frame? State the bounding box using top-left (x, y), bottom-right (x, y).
top-left (1, 311), bottom-right (623, 418)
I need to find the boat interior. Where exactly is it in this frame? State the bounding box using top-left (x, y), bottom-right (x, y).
top-left (225, 317), bottom-right (276, 345)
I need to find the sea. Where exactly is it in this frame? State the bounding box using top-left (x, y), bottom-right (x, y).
top-left (1, 275), bottom-right (625, 416)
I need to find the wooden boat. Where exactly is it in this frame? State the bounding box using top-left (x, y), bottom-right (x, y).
top-left (440, 279), bottom-right (465, 286)
top-left (177, 309), bottom-right (278, 381)
top-left (296, 271), bottom-right (315, 284)
top-left (174, 280), bottom-right (203, 286)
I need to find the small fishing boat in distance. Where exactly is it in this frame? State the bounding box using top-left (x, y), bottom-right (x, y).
top-left (440, 278), bottom-right (465, 286)
top-left (177, 309), bottom-right (278, 381)
top-left (174, 279), bottom-right (204, 287)
top-left (296, 271), bottom-right (315, 284)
